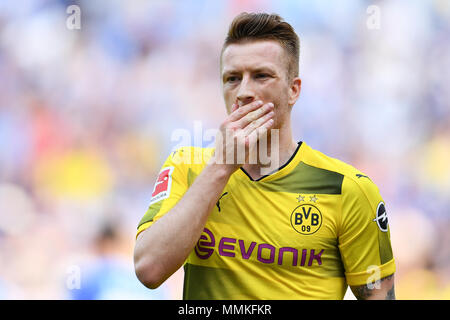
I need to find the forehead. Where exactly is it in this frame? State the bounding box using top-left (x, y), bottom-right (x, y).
top-left (221, 40), bottom-right (287, 74)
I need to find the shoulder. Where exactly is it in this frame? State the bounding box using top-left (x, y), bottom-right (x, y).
top-left (165, 145), bottom-right (215, 168)
top-left (300, 142), bottom-right (383, 203)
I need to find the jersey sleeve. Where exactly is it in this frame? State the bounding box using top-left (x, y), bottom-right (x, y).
top-left (136, 148), bottom-right (189, 238)
top-left (338, 175), bottom-right (395, 286)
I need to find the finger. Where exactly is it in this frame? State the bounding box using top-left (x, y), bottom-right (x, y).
top-left (244, 117), bottom-right (274, 149)
top-left (230, 103), bottom-right (239, 113)
top-left (227, 100), bottom-right (264, 122)
top-left (238, 103), bottom-right (274, 130)
top-left (242, 110), bottom-right (275, 136)
top-left (248, 117), bottom-right (275, 142)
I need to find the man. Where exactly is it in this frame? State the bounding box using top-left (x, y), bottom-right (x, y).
top-left (134, 12), bottom-right (395, 300)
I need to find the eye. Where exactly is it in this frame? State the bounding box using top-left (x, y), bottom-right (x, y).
top-left (226, 76), bottom-right (239, 83)
top-left (255, 73), bottom-right (269, 79)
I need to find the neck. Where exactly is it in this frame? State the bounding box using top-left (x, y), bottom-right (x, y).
top-left (242, 120), bottom-right (298, 180)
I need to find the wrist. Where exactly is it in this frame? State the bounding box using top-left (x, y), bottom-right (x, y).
top-left (205, 161), bottom-right (236, 181)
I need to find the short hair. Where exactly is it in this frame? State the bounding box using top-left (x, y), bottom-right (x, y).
top-left (222, 12), bottom-right (300, 80)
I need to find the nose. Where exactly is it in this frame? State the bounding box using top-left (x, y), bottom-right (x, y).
top-left (236, 75), bottom-right (256, 107)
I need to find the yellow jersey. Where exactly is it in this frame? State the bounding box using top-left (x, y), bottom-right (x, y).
top-left (136, 141), bottom-right (395, 299)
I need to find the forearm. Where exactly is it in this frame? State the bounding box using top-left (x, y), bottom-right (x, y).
top-left (134, 162), bottom-right (232, 288)
top-left (351, 274), bottom-right (396, 300)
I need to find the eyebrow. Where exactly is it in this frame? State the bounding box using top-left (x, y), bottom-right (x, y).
top-left (222, 66), bottom-right (277, 80)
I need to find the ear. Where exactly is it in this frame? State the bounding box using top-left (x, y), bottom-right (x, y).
top-left (288, 77), bottom-right (301, 107)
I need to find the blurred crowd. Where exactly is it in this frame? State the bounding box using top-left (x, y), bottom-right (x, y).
top-left (0, 0), bottom-right (449, 299)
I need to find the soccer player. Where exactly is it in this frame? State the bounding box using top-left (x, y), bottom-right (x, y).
top-left (134, 12), bottom-right (395, 300)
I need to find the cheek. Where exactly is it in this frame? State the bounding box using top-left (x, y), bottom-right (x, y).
top-left (268, 91), bottom-right (291, 125)
top-left (223, 89), bottom-right (234, 113)
top-left (264, 84), bottom-right (289, 109)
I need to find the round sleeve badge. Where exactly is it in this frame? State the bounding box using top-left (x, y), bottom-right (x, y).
top-left (373, 201), bottom-right (389, 232)
top-left (290, 204), bottom-right (323, 235)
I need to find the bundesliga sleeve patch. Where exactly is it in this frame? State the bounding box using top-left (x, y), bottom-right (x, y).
top-left (149, 166), bottom-right (174, 205)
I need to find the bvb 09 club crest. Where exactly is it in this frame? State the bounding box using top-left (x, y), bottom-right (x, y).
top-left (290, 204), bottom-right (322, 235)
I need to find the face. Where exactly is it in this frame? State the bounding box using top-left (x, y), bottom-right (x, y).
top-left (221, 40), bottom-right (301, 128)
